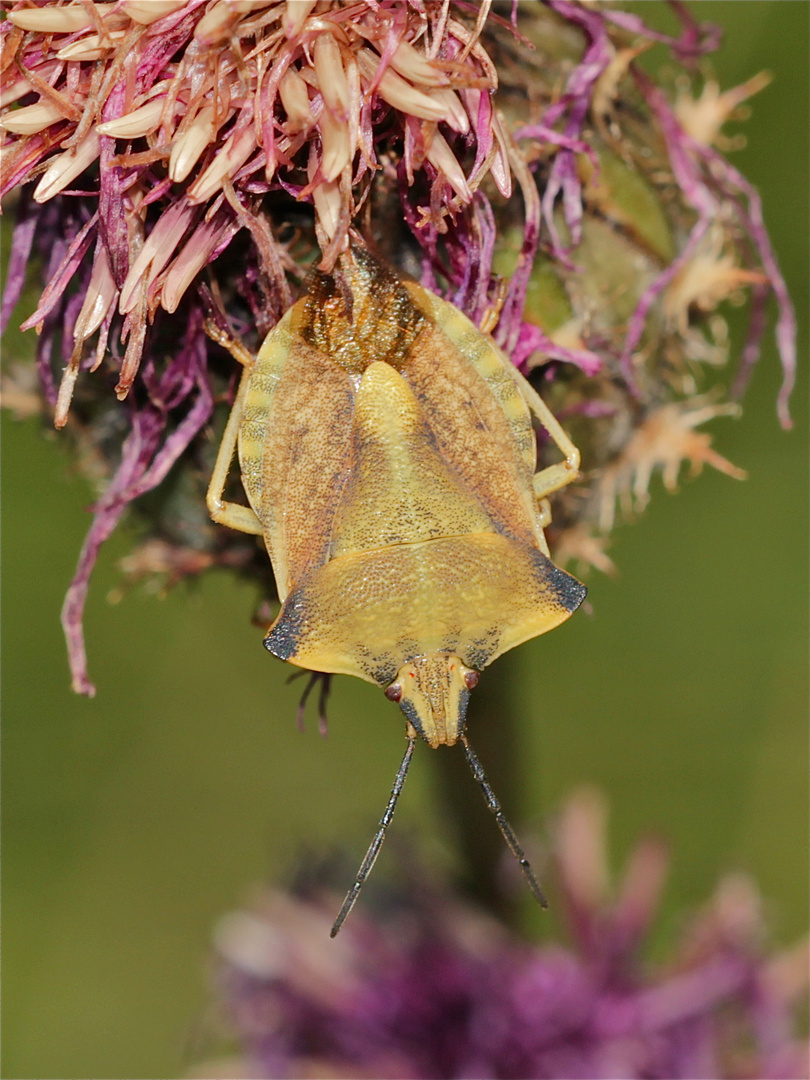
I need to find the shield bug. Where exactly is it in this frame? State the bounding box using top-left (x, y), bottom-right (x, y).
top-left (207, 245), bottom-right (586, 933)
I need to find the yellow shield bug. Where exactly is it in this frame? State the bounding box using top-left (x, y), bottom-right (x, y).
top-left (207, 245), bottom-right (586, 933)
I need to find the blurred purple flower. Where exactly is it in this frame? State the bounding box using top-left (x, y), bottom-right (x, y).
top-left (202, 790), bottom-right (808, 1080)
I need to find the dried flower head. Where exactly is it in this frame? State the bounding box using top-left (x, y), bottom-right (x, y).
top-left (2, 0), bottom-right (507, 410)
top-left (0, 1), bottom-right (796, 694)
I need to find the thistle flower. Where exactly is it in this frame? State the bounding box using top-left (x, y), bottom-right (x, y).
top-left (201, 790), bottom-right (809, 1080)
top-left (0, 1), bottom-right (796, 694)
top-left (2, 0), bottom-right (506, 411)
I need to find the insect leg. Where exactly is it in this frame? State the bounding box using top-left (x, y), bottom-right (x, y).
top-left (203, 319), bottom-right (254, 368)
top-left (519, 376), bottom-right (581, 501)
top-left (460, 733), bottom-right (548, 909)
top-left (288, 670), bottom-right (332, 736)
top-left (536, 496), bottom-right (552, 529)
top-left (330, 733), bottom-right (417, 937)
top-left (206, 363), bottom-right (264, 536)
top-left (317, 674), bottom-right (332, 738)
top-left (495, 351), bottom-right (581, 500)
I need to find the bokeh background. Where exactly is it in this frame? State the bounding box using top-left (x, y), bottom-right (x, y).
top-left (2, 3), bottom-right (807, 1077)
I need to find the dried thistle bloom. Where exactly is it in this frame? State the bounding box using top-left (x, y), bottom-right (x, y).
top-left (0, 1), bottom-right (796, 694)
top-left (201, 791), bottom-right (809, 1079)
top-left (2, 0), bottom-right (506, 413)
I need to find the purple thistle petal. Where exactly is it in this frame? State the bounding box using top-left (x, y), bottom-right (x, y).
top-left (1, 130), bottom-right (59, 198)
top-left (733, 281), bottom-right (770, 403)
top-left (622, 71), bottom-right (795, 426)
top-left (35, 319), bottom-right (58, 408)
top-left (602, 5), bottom-right (723, 64)
top-left (60, 289), bottom-right (85, 366)
top-left (464, 88), bottom-right (496, 192)
top-left (537, 2), bottom-right (613, 260)
top-left (60, 309), bottom-right (213, 696)
top-left (513, 322), bottom-right (603, 376)
top-left (20, 211), bottom-right (97, 331)
top-left (619, 72), bottom-right (717, 392)
top-left (98, 110), bottom-right (133, 288)
top-left (72, 239), bottom-right (118, 348)
top-left (161, 207), bottom-right (240, 314)
top-left (622, 216), bottom-right (712, 394)
top-left (61, 406), bottom-right (164, 697)
top-left (630, 955), bottom-right (753, 1034)
top-left (130, 366), bottom-right (212, 500)
top-left (0, 190), bottom-right (39, 334)
top-left (496, 139), bottom-right (541, 357)
top-left (141, 175), bottom-right (174, 207)
top-left (119, 199), bottom-right (200, 314)
top-left (145, 0), bottom-right (209, 40)
top-left (450, 193), bottom-right (497, 324)
top-left (691, 144), bottom-right (797, 429)
top-left (514, 124), bottom-right (593, 157)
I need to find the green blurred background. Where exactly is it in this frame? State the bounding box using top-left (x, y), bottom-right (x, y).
top-left (2, 4), bottom-right (807, 1077)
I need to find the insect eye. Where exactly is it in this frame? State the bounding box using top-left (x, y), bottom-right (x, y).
top-left (464, 670), bottom-right (480, 690)
top-left (384, 682), bottom-right (403, 703)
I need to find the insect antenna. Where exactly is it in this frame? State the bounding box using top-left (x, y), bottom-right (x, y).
top-left (460, 733), bottom-right (549, 909)
top-left (331, 733), bottom-right (417, 937)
